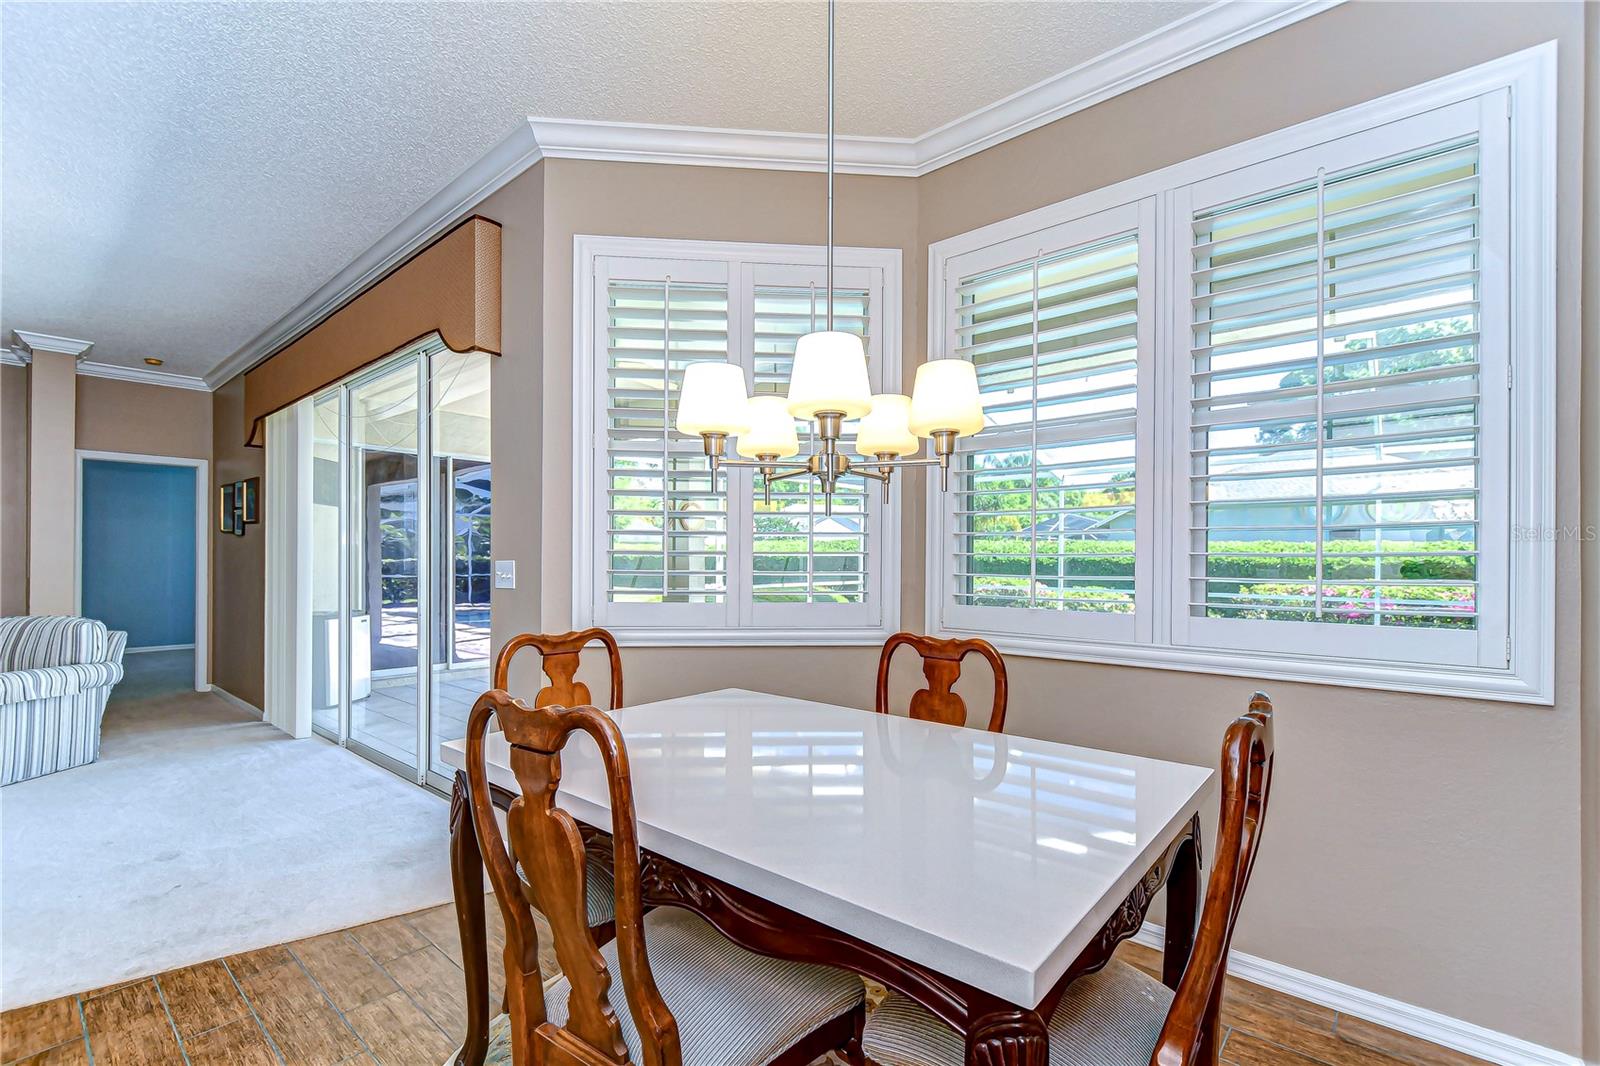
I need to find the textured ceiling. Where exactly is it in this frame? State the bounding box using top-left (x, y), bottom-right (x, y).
top-left (0, 1), bottom-right (1204, 378)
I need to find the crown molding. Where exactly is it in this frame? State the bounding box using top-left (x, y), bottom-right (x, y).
top-left (203, 0), bottom-right (1335, 386)
top-left (12, 330), bottom-right (94, 358)
top-left (77, 360), bottom-right (211, 391)
top-left (530, 1), bottom-right (1337, 178)
top-left (203, 120), bottom-right (543, 388)
top-left (526, 117), bottom-right (918, 176)
top-left (0, 346), bottom-right (212, 389)
top-left (912, 0), bottom-right (1340, 172)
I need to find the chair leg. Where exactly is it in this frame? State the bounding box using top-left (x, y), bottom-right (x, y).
top-left (768, 1003), bottom-right (867, 1066)
top-left (838, 1001), bottom-right (867, 1066)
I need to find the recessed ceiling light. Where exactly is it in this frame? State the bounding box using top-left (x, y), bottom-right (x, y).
top-left (144, 357), bottom-right (164, 366)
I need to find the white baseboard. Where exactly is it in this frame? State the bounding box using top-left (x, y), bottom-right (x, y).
top-left (125, 643), bottom-right (197, 654)
top-left (206, 684), bottom-right (262, 718)
top-left (1132, 924), bottom-right (1582, 1066)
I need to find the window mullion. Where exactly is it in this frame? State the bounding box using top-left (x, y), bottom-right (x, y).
top-left (661, 275), bottom-right (673, 608)
top-left (1029, 254), bottom-right (1041, 610)
top-left (1313, 171), bottom-right (1327, 622)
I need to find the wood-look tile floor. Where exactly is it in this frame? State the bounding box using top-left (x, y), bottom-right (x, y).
top-left (1, 905), bottom-right (1489, 1066)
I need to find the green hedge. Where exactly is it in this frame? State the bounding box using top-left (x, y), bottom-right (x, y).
top-left (962, 538), bottom-right (1475, 581)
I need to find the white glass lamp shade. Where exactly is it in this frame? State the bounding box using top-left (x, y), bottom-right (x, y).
top-left (908, 359), bottom-right (984, 437)
top-left (736, 395), bottom-right (801, 459)
top-left (785, 331), bottom-right (872, 420)
top-left (854, 394), bottom-right (918, 457)
top-left (676, 362), bottom-right (751, 436)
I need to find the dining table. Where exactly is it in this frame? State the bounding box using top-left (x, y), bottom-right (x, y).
top-left (438, 687), bottom-right (1214, 1066)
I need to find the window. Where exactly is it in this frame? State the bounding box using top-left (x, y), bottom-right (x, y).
top-left (575, 237), bottom-right (902, 642)
top-left (928, 48), bottom-right (1554, 702)
top-left (1175, 118), bottom-right (1504, 668)
top-left (940, 202), bottom-right (1154, 645)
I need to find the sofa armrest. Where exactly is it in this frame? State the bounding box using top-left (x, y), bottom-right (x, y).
top-left (107, 630), bottom-right (128, 666)
top-left (0, 662), bottom-right (124, 704)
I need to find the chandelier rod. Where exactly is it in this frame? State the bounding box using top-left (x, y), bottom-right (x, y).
top-left (825, 0), bottom-right (835, 332)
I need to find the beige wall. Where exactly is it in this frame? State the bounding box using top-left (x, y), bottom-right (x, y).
top-left (479, 161), bottom-right (544, 694)
top-left (0, 364), bottom-right (29, 616)
top-left (205, 1), bottom-right (1595, 1054)
top-left (76, 376), bottom-right (212, 461)
top-left (209, 375), bottom-right (265, 707)
top-left (27, 352), bottom-right (77, 615)
top-left (1580, 7), bottom-right (1599, 1064)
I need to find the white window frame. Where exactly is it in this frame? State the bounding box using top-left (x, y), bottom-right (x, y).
top-left (925, 44), bottom-right (1556, 704)
top-left (935, 200), bottom-right (1158, 648)
top-left (574, 234), bottom-right (903, 646)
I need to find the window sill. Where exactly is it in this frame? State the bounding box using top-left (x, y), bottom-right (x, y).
top-left (604, 625), bottom-right (898, 649)
top-left (926, 630), bottom-right (1553, 706)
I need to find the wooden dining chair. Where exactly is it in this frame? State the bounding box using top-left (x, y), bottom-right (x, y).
top-left (493, 629), bottom-right (626, 943)
top-left (494, 628), bottom-right (624, 711)
top-left (859, 693), bottom-right (1276, 1066)
top-left (465, 689), bottom-right (867, 1066)
top-left (874, 632), bottom-right (1009, 733)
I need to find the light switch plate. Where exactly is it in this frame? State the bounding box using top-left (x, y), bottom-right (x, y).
top-left (493, 560), bottom-right (516, 589)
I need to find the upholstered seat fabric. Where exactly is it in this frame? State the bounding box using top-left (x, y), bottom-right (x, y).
top-left (516, 849), bottom-right (616, 929)
top-left (481, 907), bottom-right (863, 1065)
top-left (862, 958), bottom-right (1173, 1066)
top-left (1, 617), bottom-right (125, 785)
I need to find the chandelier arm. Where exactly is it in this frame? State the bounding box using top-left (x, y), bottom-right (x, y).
top-left (851, 456), bottom-right (942, 470)
top-left (760, 466), bottom-right (816, 482)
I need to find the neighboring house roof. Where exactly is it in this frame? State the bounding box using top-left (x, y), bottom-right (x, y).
top-left (1027, 508), bottom-right (1131, 535)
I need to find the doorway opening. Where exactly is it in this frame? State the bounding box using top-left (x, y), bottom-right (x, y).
top-left (75, 451), bottom-right (209, 693)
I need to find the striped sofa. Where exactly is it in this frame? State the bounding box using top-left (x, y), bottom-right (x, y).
top-left (0, 616), bottom-right (127, 786)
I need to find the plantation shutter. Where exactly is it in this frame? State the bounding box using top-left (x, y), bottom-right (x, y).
top-left (750, 284), bottom-right (871, 604)
top-left (603, 277), bottom-right (731, 606)
top-left (947, 211), bottom-right (1145, 633)
top-left (1187, 138), bottom-right (1486, 636)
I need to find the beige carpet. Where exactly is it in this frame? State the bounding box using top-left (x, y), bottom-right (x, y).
top-left (0, 652), bottom-right (454, 1009)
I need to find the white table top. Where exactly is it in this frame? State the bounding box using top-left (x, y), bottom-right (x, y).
top-left (439, 687), bottom-right (1213, 1007)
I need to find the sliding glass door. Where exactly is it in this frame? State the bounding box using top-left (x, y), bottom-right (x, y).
top-left (305, 337), bottom-right (491, 791)
top-left (427, 350), bottom-right (492, 783)
top-left (347, 352), bottom-right (425, 769)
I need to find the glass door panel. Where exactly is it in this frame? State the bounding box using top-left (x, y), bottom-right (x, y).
top-left (428, 350), bottom-right (492, 782)
top-left (348, 353), bottom-right (423, 768)
top-left (309, 392), bottom-right (344, 738)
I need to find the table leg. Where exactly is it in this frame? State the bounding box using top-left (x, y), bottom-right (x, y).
top-left (964, 1006), bottom-right (1050, 1065)
top-left (1162, 814), bottom-right (1203, 990)
top-left (450, 771), bottom-right (492, 1066)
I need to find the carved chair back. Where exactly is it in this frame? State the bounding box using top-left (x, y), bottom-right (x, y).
top-left (874, 632), bottom-right (1009, 733)
top-left (1152, 693), bottom-right (1276, 1066)
top-left (495, 629), bottom-right (624, 711)
top-left (466, 689), bottom-right (678, 1066)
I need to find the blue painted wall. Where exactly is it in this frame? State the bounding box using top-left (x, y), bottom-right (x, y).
top-left (81, 460), bottom-right (195, 649)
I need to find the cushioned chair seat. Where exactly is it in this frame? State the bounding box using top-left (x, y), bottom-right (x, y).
top-left (517, 850), bottom-right (616, 929)
top-left (862, 959), bottom-right (1173, 1066)
top-left (481, 907), bottom-right (863, 1065)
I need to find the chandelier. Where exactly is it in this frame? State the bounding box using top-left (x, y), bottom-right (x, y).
top-left (674, 0), bottom-right (983, 515)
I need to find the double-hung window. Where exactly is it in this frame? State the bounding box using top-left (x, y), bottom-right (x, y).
top-left (928, 49), bottom-right (1554, 702)
top-left (575, 237), bottom-right (902, 642)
